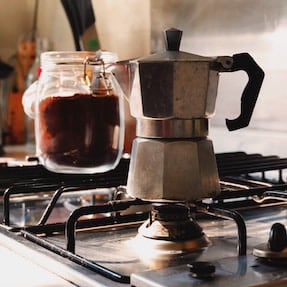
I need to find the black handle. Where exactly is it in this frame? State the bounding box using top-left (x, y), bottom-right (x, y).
top-left (215, 53), bottom-right (265, 131)
top-left (61, 0), bottom-right (96, 51)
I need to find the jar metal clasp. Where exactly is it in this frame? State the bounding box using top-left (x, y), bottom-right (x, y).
top-left (82, 57), bottom-right (113, 96)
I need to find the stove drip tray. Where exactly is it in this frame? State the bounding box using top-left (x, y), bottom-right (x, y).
top-left (131, 204), bottom-right (211, 267)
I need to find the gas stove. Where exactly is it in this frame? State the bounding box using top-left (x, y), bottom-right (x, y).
top-left (0, 152), bottom-right (287, 286)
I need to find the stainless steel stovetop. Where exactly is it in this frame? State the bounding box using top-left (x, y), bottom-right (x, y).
top-left (0, 152), bottom-right (287, 286)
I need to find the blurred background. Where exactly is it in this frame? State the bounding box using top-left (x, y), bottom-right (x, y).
top-left (1, 0), bottom-right (287, 157)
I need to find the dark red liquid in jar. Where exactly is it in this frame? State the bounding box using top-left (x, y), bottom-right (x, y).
top-left (38, 93), bottom-right (121, 169)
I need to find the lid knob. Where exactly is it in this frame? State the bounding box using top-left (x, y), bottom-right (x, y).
top-left (164, 28), bottom-right (182, 51)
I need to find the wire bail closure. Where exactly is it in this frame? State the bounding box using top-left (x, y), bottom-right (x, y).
top-left (83, 57), bottom-right (113, 95)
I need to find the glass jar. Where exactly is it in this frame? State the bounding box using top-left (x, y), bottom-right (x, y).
top-left (23, 51), bottom-right (125, 174)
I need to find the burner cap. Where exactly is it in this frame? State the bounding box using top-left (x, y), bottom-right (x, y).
top-left (253, 243), bottom-right (287, 258)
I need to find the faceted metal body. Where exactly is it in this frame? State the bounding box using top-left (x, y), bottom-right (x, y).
top-left (138, 61), bottom-right (219, 119)
top-left (129, 54), bottom-right (219, 120)
top-left (127, 137), bottom-right (220, 201)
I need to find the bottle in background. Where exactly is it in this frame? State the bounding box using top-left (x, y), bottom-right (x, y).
top-left (25, 37), bottom-right (50, 152)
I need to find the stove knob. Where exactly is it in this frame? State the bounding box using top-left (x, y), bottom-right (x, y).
top-left (187, 261), bottom-right (216, 279)
top-left (268, 222), bottom-right (287, 252)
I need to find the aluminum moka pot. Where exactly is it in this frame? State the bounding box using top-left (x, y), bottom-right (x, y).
top-left (125, 28), bottom-right (264, 202)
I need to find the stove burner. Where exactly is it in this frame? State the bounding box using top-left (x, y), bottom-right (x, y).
top-left (253, 244), bottom-right (287, 266)
top-left (253, 222), bottom-right (287, 265)
top-left (131, 204), bottom-right (211, 265)
top-left (268, 222), bottom-right (287, 252)
top-left (138, 204), bottom-right (207, 241)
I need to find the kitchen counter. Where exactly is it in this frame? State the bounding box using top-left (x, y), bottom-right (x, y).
top-left (0, 145), bottom-right (77, 286)
top-left (0, 233), bottom-right (75, 287)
